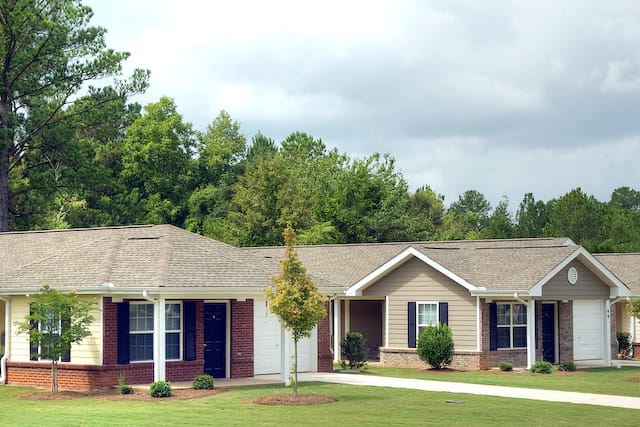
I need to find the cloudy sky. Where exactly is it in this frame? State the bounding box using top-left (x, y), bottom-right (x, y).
top-left (86, 0), bottom-right (640, 210)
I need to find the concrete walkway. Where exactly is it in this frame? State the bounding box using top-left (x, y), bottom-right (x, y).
top-left (277, 372), bottom-right (640, 410)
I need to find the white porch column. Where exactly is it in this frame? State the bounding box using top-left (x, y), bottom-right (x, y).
top-left (153, 297), bottom-right (166, 382)
top-left (527, 300), bottom-right (536, 369)
top-left (333, 299), bottom-right (340, 362)
top-left (605, 300), bottom-right (612, 366)
top-left (281, 327), bottom-right (291, 386)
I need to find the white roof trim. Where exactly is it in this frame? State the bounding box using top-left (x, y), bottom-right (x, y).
top-left (528, 247), bottom-right (631, 297)
top-left (345, 247), bottom-right (476, 296)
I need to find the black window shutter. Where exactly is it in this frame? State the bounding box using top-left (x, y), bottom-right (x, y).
top-left (183, 301), bottom-right (196, 361)
top-left (489, 303), bottom-right (497, 351)
top-left (117, 302), bottom-right (130, 364)
top-left (61, 317), bottom-right (71, 362)
top-left (438, 302), bottom-right (449, 326)
top-left (408, 302), bottom-right (417, 348)
top-left (29, 307), bottom-right (38, 361)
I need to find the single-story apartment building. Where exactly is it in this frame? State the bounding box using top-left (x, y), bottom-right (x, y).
top-left (594, 253), bottom-right (640, 355)
top-left (248, 237), bottom-right (633, 370)
top-left (0, 225), bottom-right (337, 390)
top-left (0, 225), bottom-right (636, 391)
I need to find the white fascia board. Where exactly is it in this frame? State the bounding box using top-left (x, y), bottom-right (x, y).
top-left (345, 247), bottom-right (476, 296)
top-left (528, 247), bottom-right (631, 297)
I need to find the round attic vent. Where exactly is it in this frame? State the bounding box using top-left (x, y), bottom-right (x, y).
top-left (567, 267), bottom-right (578, 285)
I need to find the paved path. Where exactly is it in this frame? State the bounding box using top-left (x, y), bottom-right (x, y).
top-left (289, 372), bottom-right (640, 410)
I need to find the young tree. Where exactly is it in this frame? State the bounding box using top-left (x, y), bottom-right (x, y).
top-left (15, 286), bottom-right (96, 393)
top-left (0, 0), bottom-right (149, 231)
top-left (263, 224), bottom-right (327, 396)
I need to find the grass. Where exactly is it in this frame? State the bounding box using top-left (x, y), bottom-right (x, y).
top-left (360, 365), bottom-right (640, 397)
top-left (0, 382), bottom-right (639, 426)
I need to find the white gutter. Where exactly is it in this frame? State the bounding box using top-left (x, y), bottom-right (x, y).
top-left (0, 296), bottom-right (10, 385)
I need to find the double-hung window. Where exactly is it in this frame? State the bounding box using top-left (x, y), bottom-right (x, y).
top-left (128, 302), bottom-right (182, 362)
top-left (129, 303), bottom-right (154, 362)
top-left (496, 303), bottom-right (527, 349)
top-left (417, 302), bottom-right (438, 336)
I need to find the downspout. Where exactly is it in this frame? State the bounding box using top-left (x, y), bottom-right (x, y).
top-left (514, 293), bottom-right (535, 369)
top-left (0, 296), bottom-right (10, 385)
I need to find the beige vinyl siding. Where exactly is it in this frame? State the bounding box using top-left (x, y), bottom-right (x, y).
top-left (10, 295), bottom-right (102, 364)
top-left (11, 296), bottom-right (31, 361)
top-left (0, 301), bottom-right (5, 355)
top-left (542, 261), bottom-right (610, 299)
top-left (363, 257), bottom-right (476, 351)
top-left (72, 296), bottom-right (102, 365)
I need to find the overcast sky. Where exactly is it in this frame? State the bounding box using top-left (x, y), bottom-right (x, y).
top-left (86, 0), bottom-right (640, 210)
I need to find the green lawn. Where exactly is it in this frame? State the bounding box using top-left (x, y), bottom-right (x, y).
top-left (0, 382), bottom-right (638, 427)
top-left (360, 365), bottom-right (640, 397)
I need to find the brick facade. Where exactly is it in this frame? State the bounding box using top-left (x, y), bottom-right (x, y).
top-left (230, 299), bottom-right (254, 378)
top-left (316, 301), bottom-right (333, 372)
top-left (380, 348), bottom-right (484, 370)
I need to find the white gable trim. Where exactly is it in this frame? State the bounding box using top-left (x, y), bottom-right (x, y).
top-left (345, 247), bottom-right (476, 296)
top-left (528, 247), bottom-right (631, 297)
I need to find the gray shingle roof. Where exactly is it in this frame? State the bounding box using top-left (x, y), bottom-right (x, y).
top-left (246, 237), bottom-right (580, 292)
top-left (0, 225), bottom-right (280, 291)
top-left (594, 253), bottom-right (640, 295)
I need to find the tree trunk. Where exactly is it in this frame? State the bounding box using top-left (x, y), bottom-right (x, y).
top-left (0, 145), bottom-right (8, 232)
top-left (293, 338), bottom-right (298, 397)
top-left (51, 360), bottom-right (58, 393)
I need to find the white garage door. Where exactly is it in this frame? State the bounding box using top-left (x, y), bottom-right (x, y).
top-left (573, 300), bottom-right (603, 360)
top-left (292, 330), bottom-right (316, 373)
top-left (254, 299), bottom-right (281, 375)
top-left (253, 299), bottom-right (315, 374)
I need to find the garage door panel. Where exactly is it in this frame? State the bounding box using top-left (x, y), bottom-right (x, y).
top-left (254, 300), bottom-right (281, 375)
top-left (573, 300), bottom-right (603, 361)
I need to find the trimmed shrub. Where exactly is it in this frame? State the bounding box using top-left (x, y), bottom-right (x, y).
top-left (417, 323), bottom-right (454, 369)
top-left (530, 360), bottom-right (553, 374)
top-left (617, 332), bottom-right (632, 358)
top-left (193, 374), bottom-right (215, 390)
top-left (117, 374), bottom-right (133, 395)
top-left (340, 331), bottom-right (368, 370)
top-left (499, 361), bottom-right (513, 372)
top-left (558, 360), bottom-right (576, 372)
top-left (149, 381), bottom-right (172, 398)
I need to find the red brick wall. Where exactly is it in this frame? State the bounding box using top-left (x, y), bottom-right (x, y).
top-left (230, 299), bottom-right (254, 378)
top-left (316, 301), bottom-right (333, 372)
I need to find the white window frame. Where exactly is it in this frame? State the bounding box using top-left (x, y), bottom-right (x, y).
top-left (128, 301), bottom-right (183, 362)
top-left (165, 302), bottom-right (183, 361)
top-left (496, 302), bottom-right (527, 350)
top-left (37, 309), bottom-right (62, 361)
top-left (129, 302), bottom-right (155, 362)
top-left (416, 301), bottom-right (439, 337)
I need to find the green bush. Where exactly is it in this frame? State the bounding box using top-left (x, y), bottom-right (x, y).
top-left (617, 332), bottom-right (632, 358)
top-left (499, 361), bottom-right (513, 371)
top-left (117, 374), bottom-right (133, 395)
top-left (417, 323), bottom-right (454, 369)
top-left (192, 374), bottom-right (215, 390)
top-left (340, 331), bottom-right (368, 370)
top-left (149, 381), bottom-right (172, 398)
top-left (558, 360), bottom-right (576, 372)
top-left (530, 360), bottom-right (553, 374)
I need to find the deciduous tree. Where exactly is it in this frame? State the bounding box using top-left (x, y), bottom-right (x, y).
top-left (263, 225), bottom-right (326, 396)
top-left (15, 286), bottom-right (96, 393)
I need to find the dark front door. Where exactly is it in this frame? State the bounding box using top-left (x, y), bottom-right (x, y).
top-left (204, 303), bottom-right (226, 378)
top-left (541, 303), bottom-right (556, 363)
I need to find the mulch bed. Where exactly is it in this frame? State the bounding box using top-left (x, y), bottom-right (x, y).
top-left (251, 393), bottom-right (337, 406)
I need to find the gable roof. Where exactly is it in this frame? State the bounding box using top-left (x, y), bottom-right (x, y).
top-left (0, 225), bottom-right (283, 293)
top-left (247, 237), bottom-right (630, 297)
top-left (594, 253), bottom-right (640, 295)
